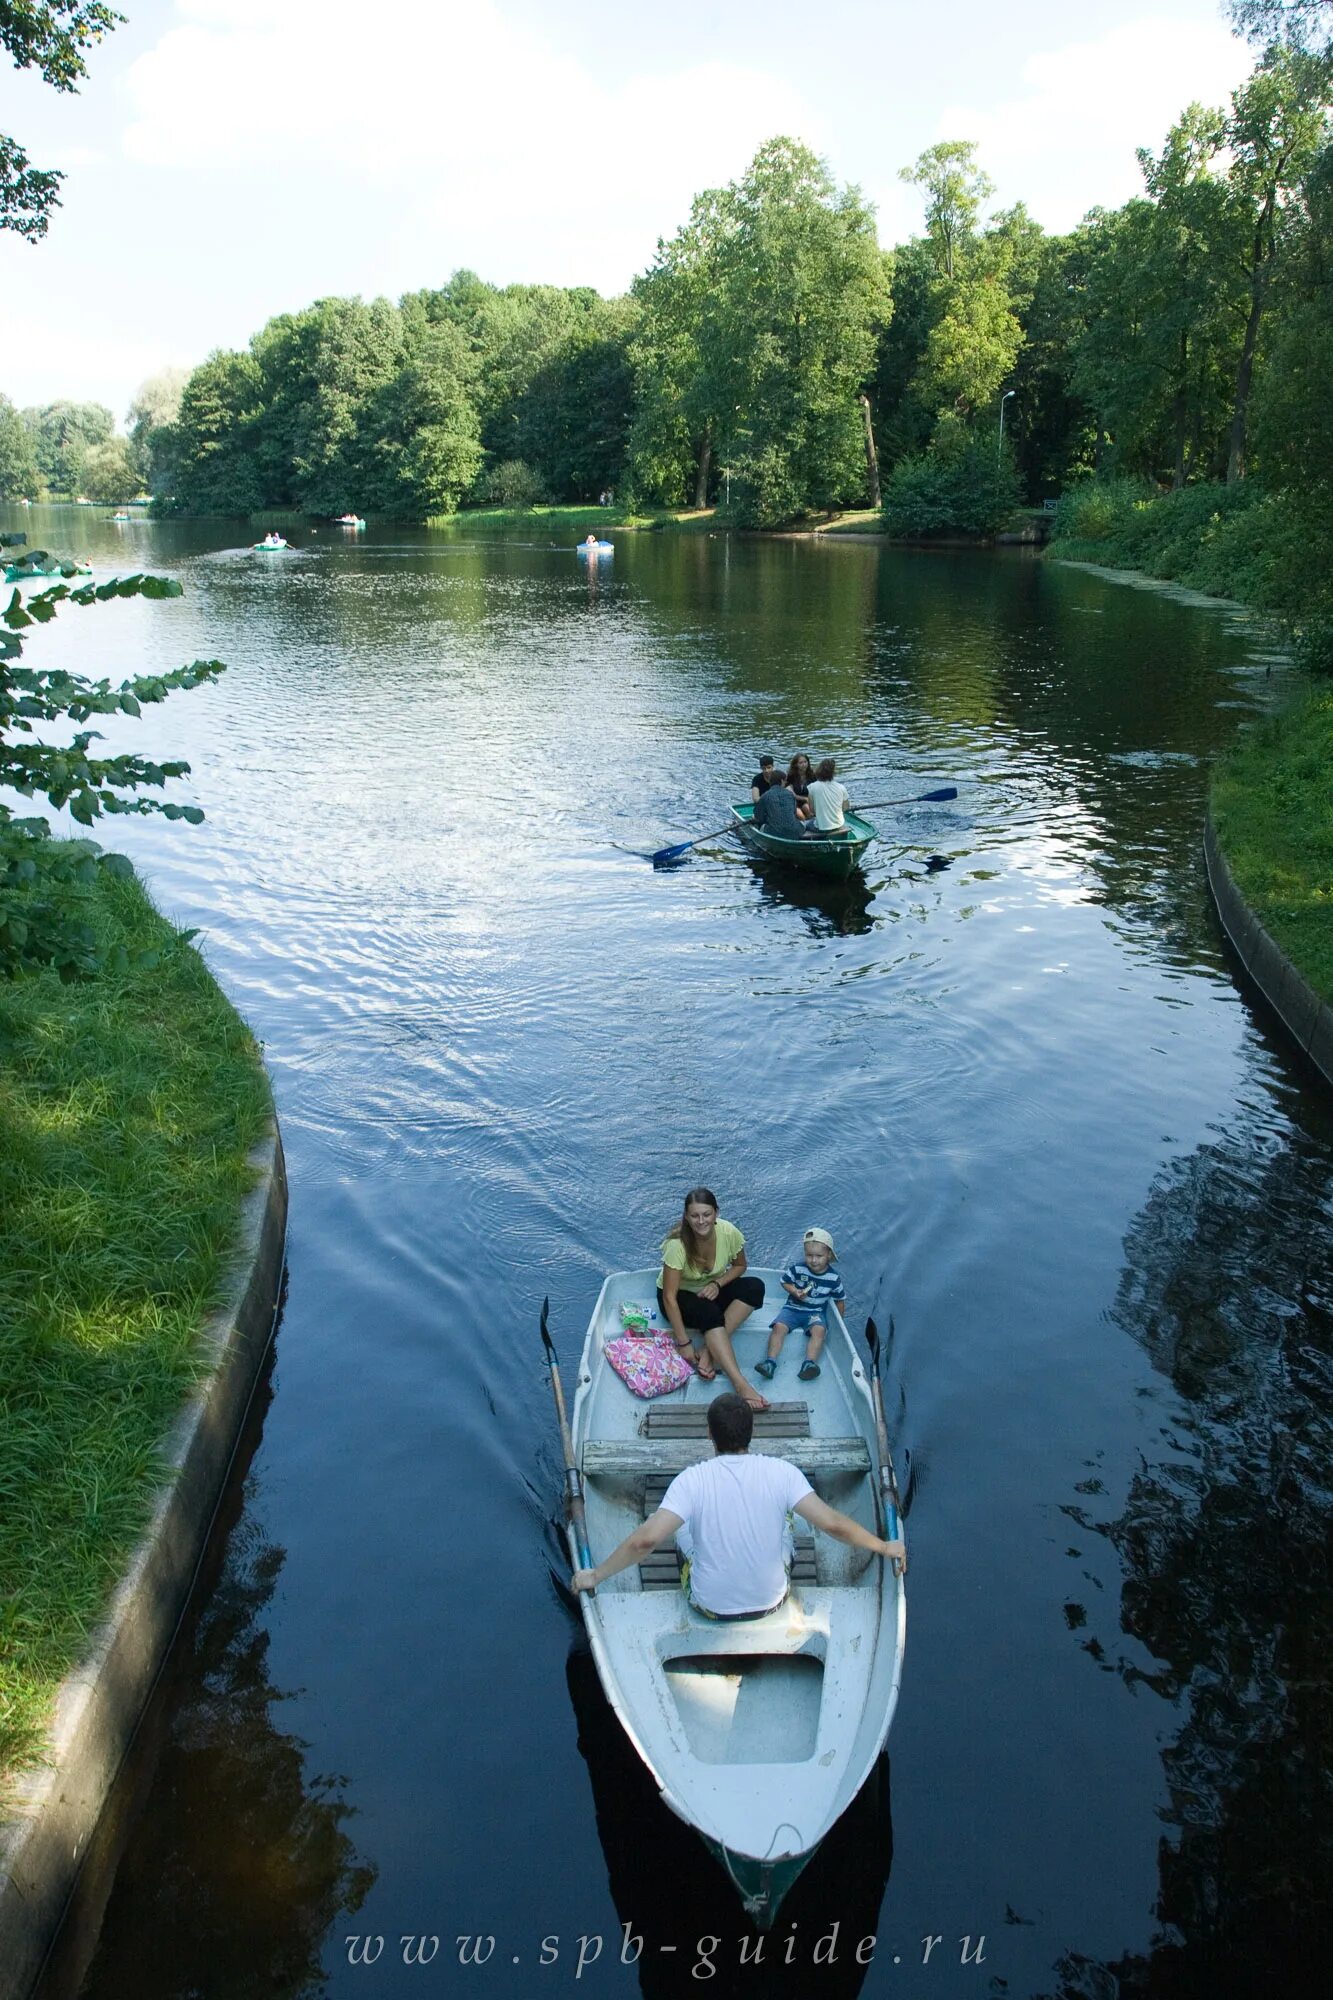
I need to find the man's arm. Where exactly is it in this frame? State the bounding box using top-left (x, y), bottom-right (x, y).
top-left (572, 1508), bottom-right (683, 1593)
top-left (795, 1492), bottom-right (906, 1576)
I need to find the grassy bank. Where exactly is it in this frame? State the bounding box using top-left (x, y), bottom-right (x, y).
top-left (1211, 685), bottom-right (1333, 1007)
top-left (1047, 480), bottom-right (1328, 651)
top-left (426, 502), bottom-right (713, 534)
top-left (0, 861), bottom-right (271, 1801)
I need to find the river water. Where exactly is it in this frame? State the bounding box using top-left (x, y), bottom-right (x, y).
top-left (8, 507), bottom-right (1332, 2000)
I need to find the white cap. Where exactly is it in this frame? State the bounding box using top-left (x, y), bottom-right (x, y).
top-left (804, 1227), bottom-right (836, 1257)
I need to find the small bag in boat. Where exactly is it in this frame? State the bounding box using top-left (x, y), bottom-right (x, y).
top-left (604, 1332), bottom-right (692, 1399)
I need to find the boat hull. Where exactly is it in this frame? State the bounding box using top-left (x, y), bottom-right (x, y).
top-left (731, 803), bottom-right (874, 879)
top-left (567, 1268), bottom-right (906, 1927)
top-left (700, 1837), bottom-right (814, 1930)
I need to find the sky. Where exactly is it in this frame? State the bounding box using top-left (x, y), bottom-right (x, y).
top-left (0, 0), bottom-right (1257, 423)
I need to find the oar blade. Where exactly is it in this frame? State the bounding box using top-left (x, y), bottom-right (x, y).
top-left (865, 1315), bottom-right (880, 1371)
top-left (540, 1294), bottom-right (555, 1360)
top-left (921, 786), bottom-right (957, 802)
top-left (651, 839), bottom-right (695, 865)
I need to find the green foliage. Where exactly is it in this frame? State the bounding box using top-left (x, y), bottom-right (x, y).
top-left (1, 3), bottom-right (122, 240)
top-left (126, 366), bottom-right (188, 488)
top-left (1049, 476), bottom-right (1332, 662)
top-left (882, 425), bottom-right (1022, 537)
top-left (630, 137), bottom-right (890, 524)
top-left (1212, 682), bottom-right (1333, 1000)
top-left (20, 397), bottom-right (114, 496)
top-left (80, 434), bottom-right (138, 503)
top-left (0, 392), bottom-right (40, 497)
top-left (0, 552), bottom-right (223, 977)
top-left (0, 860), bottom-right (270, 1788)
top-left (475, 458), bottom-right (549, 507)
top-left (899, 141), bottom-right (994, 280)
top-left (1228, 0), bottom-right (1333, 52)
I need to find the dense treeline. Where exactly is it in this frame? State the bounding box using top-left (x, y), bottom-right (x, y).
top-left (2, 40), bottom-right (1330, 633)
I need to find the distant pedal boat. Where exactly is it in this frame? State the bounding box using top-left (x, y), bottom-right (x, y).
top-left (731, 801), bottom-right (875, 879)
top-left (334, 514), bottom-right (365, 528)
top-left (569, 1268), bottom-right (906, 1927)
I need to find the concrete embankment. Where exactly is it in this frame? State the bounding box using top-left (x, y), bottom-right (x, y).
top-left (0, 1123), bottom-right (288, 2000)
top-left (1204, 819), bottom-right (1333, 1089)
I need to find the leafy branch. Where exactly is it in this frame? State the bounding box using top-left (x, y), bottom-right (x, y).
top-left (1, 552), bottom-right (225, 977)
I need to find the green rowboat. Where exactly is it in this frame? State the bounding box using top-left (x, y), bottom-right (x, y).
top-left (730, 801), bottom-right (875, 879)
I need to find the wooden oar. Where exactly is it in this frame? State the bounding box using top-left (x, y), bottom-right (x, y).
top-left (651, 819), bottom-right (742, 866)
top-left (540, 1297), bottom-right (595, 1595)
top-left (866, 1316), bottom-right (907, 1576)
top-left (855, 784), bottom-right (957, 813)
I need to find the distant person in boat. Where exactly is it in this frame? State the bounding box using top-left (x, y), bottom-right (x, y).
top-left (752, 771), bottom-right (808, 840)
top-left (749, 755), bottom-right (778, 803)
top-left (806, 757), bottom-right (854, 838)
top-left (657, 1187), bottom-right (769, 1410)
top-left (786, 752), bottom-right (815, 819)
top-left (756, 1228), bottom-right (846, 1383)
top-left (571, 1392), bottom-right (905, 1607)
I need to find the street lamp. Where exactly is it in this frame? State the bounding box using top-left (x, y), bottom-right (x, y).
top-left (997, 389), bottom-right (1016, 465)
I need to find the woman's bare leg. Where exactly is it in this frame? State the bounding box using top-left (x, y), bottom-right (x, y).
top-left (705, 1301), bottom-right (767, 1409)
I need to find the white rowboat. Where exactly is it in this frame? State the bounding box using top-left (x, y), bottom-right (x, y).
top-left (567, 1267), bottom-right (906, 1925)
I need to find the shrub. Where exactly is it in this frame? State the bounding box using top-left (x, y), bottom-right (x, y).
top-left (474, 459), bottom-right (548, 508)
top-left (882, 434), bottom-right (1022, 538)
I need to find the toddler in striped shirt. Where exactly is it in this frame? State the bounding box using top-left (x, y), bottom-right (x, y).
top-left (755, 1228), bottom-right (847, 1383)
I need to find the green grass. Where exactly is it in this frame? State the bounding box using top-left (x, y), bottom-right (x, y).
top-left (1211, 685), bottom-right (1333, 1005)
top-left (427, 502), bottom-right (710, 533)
top-left (0, 862), bottom-right (271, 1804)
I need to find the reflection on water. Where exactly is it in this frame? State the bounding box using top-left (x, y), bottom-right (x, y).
top-left (68, 1400), bottom-right (377, 2000)
top-left (1042, 1103), bottom-right (1333, 1998)
top-left (567, 1648), bottom-right (893, 2000)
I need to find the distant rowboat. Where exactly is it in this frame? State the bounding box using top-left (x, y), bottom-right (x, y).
top-left (334, 514), bottom-right (366, 529)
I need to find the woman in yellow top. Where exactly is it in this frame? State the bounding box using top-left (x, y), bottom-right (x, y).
top-left (657, 1187), bottom-right (769, 1410)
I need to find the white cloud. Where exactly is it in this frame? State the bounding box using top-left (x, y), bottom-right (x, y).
top-left (121, 0), bottom-right (811, 291)
top-left (890, 14), bottom-right (1254, 236)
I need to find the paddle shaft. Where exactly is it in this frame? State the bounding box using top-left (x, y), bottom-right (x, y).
top-left (542, 1315), bottom-right (595, 1592)
top-left (866, 1319), bottom-right (907, 1570)
top-left (856, 785), bottom-right (958, 812)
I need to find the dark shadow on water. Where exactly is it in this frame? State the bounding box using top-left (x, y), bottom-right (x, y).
top-left (41, 1347), bottom-right (378, 2000)
top-left (566, 1645), bottom-right (893, 2000)
top-left (1036, 1103), bottom-right (1333, 2000)
top-left (747, 865), bottom-right (878, 939)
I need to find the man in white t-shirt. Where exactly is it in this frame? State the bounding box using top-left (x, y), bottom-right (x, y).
top-left (572, 1394), bottom-right (904, 1618)
top-left (805, 756), bottom-right (854, 835)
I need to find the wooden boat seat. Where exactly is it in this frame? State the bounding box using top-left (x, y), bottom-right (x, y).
top-left (642, 1401), bottom-right (811, 1439)
top-left (583, 1436), bottom-right (871, 1479)
top-left (638, 1473), bottom-right (819, 1593)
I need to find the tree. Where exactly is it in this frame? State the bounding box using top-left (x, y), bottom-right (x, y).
top-left (1222, 43), bottom-right (1331, 480)
top-left (20, 398), bottom-right (114, 495)
top-left (1228, 0), bottom-right (1333, 53)
top-left (0, 394), bottom-right (40, 498)
top-left (127, 367), bottom-right (189, 487)
top-left (0, 557), bottom-right (223, 976)
top-left (80, 435), bottom-right (138, 503)
top-left (630, 139), bottom-right (890, 524)
top-left (360, 325), bottom-right (481, 519)
top-left (899, 141), bottom-right (994, 280)
top-left (168, 352), bottom-right (264, 514)
top-left (1, 3), bottom-right (122, 241)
